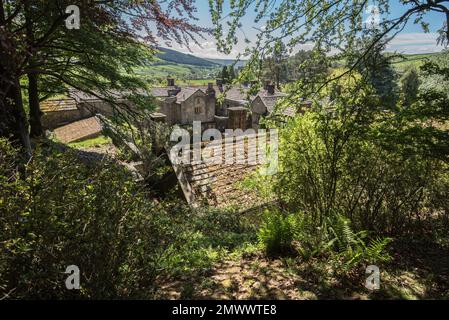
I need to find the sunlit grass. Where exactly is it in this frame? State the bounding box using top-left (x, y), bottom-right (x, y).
top-left (68, 135), bottom-right (112, 149)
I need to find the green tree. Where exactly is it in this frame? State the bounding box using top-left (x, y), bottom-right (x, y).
top-left (0, 0), bottom-right (207, 154)
top-left (272, 40), bottom-right (289, 88)
top-left (228, 65), bottom-right (236, 80)
top-left (257, 68), bottom-right (448, 234)
top-left (346, 34), bottom-right (400, 109)
top-left (210, 0), bottom-right (449, 94)
top-left (221, 66), bottom-right (230, 83)
top-left (400, 67), bottom-right (420, 107)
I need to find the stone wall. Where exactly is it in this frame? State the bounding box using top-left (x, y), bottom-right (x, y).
top-left (180, 91), bottom-right (215, 125)
top-left (42, 109), bottom-right (87, 129)
top-left (227, 107), bottom-right (248, 130)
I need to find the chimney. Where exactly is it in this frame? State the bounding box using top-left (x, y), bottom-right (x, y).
top-left (167, 78), bottom-right (175, 87)
top-left (216, 79), bottom-right (223, 87)
top-left (267, 84), bottom-right (275, 95)
top-left (168, 87), bottom-right (181, 96)
top-left (264, 80), bottom-right (271, 90)
top-left (298, 100), bottom-right (312, 114)
top-left (206, 82), bottom-right (216, 97)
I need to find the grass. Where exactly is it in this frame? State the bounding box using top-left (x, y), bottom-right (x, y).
top-left (68, 135), bottom-right (112, 149)
top-left (391, 52), bottom-right (442, 72)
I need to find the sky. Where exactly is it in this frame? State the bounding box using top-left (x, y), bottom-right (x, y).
top-left (164, 1), bottom-right (447, 59)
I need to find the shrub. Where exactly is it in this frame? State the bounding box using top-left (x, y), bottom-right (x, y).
top-left (259, 77), bottom-right (449, 236)
top-left (0, 139), bottom-right (182, 299)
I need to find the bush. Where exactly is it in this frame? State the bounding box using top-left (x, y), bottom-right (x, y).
top-left (0, 139), bottom-right (182, 299)
top-left (259, 75), bottom-right (449, 236)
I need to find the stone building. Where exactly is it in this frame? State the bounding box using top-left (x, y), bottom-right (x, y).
top-left (150, 78), bottom-right (296, 132)
top-left (41, 78), bottom-right (308, 132)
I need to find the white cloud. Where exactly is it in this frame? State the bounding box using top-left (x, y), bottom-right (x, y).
top-left (163, 38), bottom-right (240, 59)
top-left (160, 31), bottom-right (445, 60)
top-left (386, 32), bottom-right (444, 54)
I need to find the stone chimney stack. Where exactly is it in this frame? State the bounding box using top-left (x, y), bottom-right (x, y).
top-left (167, 78), bottom-right (175, 87)
top-left (216, 79), bottom-right (223, 92)
top-left (297, 100), bottom-right (312, 114)
top-left (206, 82), bottom-right (216, 97)
top-left (267, 84), bottom-right (275, 95)
top-left (264, 80), bottom-right (271, 90)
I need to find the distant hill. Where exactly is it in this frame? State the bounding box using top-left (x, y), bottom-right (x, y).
top-left (204, 58), bottom-right (247, 68)
top-left (155, 47), bottom-right (219, 67)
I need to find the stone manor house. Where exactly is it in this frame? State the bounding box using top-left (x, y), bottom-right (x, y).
top-left (42, 78), bottom-right (311, 132)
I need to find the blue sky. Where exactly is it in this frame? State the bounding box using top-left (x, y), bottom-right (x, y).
top-left (165, 1), bottom-right (447, 58)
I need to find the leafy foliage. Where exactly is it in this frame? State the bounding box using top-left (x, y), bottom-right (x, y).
top-left (257, 209), bottom-right (392, 269)
top-left (254, 69), bottom-right (449, 236)
top-left (0, 139), bottom-right (183, 299)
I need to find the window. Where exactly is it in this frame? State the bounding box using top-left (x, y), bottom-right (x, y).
top-left (194, 97), bottom-right (202, 114)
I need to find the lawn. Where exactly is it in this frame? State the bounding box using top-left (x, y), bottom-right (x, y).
top-left (68, 135), bottom-right (112, 149)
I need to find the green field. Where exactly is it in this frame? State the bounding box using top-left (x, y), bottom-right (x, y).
top-left (391, 52), bottom-right (442, 71)
top-left (136, 62), bottom-right (220, 85)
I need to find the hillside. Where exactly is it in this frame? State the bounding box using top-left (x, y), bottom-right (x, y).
top-left (204, 58), bottom-right (247, 68)
top-left (155, 47), bottom-right (219, 67)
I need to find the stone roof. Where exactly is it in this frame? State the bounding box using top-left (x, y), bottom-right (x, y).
top-left (168, 132), bottom-right (274, 210)
top-left (67, 85), bottom-right (285, 109)
top-left (53, 116), bottom-right (103, 143)
top-left (40, 99), bottom-right (78, 112)
top-left (69, 90), bottom-right (126, 102)
top-left (151, 87), bottom-right (173, 97)
top-left (257, 92), bottom-right (287, 112)
top-left (176, 87), bottom-right (204, 102)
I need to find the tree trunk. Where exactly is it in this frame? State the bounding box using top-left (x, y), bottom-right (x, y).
top-left (0, 0), bottom-right (32, 157)
top-left (25, 0), bottom-right (43, 138)
top-left (0, 73), bottom-right (32, 157)
top-left (28, 72), bottom-right (43, 138)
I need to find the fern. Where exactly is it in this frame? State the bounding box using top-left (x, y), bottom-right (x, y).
top-left (364, 237), bottom-right (393, 264)
top-left (325, 213), bottom-right (393, 270)
top-left (257, 210), bottom-right (295, 255)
